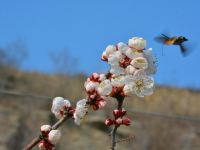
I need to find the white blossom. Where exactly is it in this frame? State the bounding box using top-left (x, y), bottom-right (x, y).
top-left (143, 48), bottom-right (157, 75)
top-left (131, 56), bottom-right (148, 70)
top-left (128, 37), bottom-right (146, 50)
top-left (74, 99), bottom-right (89, 125)
top-left (132, 75), bottom-right (154, 97)
top-left (41, 125), bottom-right (51, 132)
top-left (105, 45), bottom-right (116, 56)
top-left (110, 64), bottom-right (125, 75)
top-left (97, 79), bottom-right (112, 96)
top-left (123, 84), bottom-right (133, 96)
top-left (111, 76), bottom-right (126, 87)
top-left (51, 97), bottom-right (71, 119)
top-left (84, 81), bottom-right (99, 92)
top-left (108, 51), bottom-right (124, 66)
top-left (48, 130), bottom-right (61, 145)
top-left (99, 74), bottom-right (106, 81)
top-left (117, 42), bottom-right (128, 54)
top-left (125, 65), bottom-right (136, 74)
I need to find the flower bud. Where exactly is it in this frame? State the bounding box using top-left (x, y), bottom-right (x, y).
top-left (51, 97), bottom-right (71, 119)
top-left (38, 140), bottom-right (46, 150)
top-left (105, 119), bottom-right (114, 126)
top-left (113, 109), bottom-right (127, 118)
top-left (98, 99), bottom-right (107, 108)
top-left (115, 118), bottom-right (123, 125)
top-left (128, 37), bottom-right (146, 50)
top-left (122, 118), bottom-right (131, 126)
top-left (48, 130), bottom-right (61, 145)
top-left (40, 125), bottom-right (51, 135)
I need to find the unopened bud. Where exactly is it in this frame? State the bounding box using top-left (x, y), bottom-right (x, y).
top-left (122, 118), bottom-right (131, 126)
top-left (105, 119), bottom-right (114, 126)
top-left (115, 118), bottom-right (123, 125)
top-left (113, 109), bottom-right (127, 118)
top-left (48, 130), bottom-right (61, 145)
top-left (40, 125), bottom-right (51, 135)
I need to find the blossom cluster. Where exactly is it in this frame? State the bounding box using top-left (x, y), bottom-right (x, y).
top-left (38, 37), bottom-right (157, 150)
top-left (38, 125), bottom-right (61, 150)
top-left (101, 37), bottom-right (157, 97)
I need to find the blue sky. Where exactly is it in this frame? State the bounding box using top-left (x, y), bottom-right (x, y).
top-left (0, 0), bottom-right (200, 88)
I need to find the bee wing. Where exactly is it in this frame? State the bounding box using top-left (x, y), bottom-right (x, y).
top-left (179, 44), bottom-right (187, 56)
top-left (179, 42), bottom-right (196, 57)
top-left (154, 34), bottom-right (170, 44)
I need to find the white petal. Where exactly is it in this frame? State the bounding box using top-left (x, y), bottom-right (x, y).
top-left (97, 79), bottom-right (112, 96)
top-left (41, 125), bottom-right (51, 132)
top-left (125, 65), bottom-right (136, 74)
top-left (51, 97), bottom-right (71, 119)
top-left (131, 57), bottom-right (148, 70)
top-left (117, 42), bottom-right (129, 54)
top-left (111, 76), bottom-right (125, 87)
top-left (105, 45), bottom-right (116, 56)
top-left (143, 49), bottom-right (157, 75)
top-left (48, 130), bottom-right (61, 145)
top-left (110, 65), bottom-right (125, 75)
top-left (128, 37), bottom-right (146, 50)
top-left (84, 81), bottom-right (99, 91)
top-left (123, 84), bottom-right (133, 96)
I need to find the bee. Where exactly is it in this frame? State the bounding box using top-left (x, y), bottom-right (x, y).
top-left (155, 34), bottom-right (189, 56)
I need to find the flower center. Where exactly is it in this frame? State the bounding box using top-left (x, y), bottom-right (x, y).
top-left (135, 79), bottom-right (144, 91)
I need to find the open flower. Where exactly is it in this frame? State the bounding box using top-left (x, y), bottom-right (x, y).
top-left (97, 79), bottom-right (112, 96)
top-left (110, 64), bottom-right (125, 75)
top-left (51, 97), bottom-right (71, 119)
top-left (143, 48), bottom-right (157, 75)
top-left (132, 75), bottom-right (154, 97)
top-left (131, 56), bottom-right (148, 70)
top-left (74, 99), bottom-right (89, 125)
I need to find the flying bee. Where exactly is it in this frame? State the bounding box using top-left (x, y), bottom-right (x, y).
top-left (155, 34), bottom-right (189, 56)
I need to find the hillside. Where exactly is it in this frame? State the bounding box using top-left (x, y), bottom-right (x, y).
top-left (0, 67), bottom-right (200, 150)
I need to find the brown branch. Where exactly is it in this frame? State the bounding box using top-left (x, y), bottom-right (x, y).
top-left (22, 114), bottom-right (71, 150)
top-left (110, 96), bottom-right (124, 150)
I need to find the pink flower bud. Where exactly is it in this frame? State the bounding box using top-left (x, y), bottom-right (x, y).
top-left (122, 118), bottom-right (131, 126)
top-left (89, 94), bottom-right (96, 99)
top-left (98, 100), bottom-right (107, 108)
top-left (105, 119), bottom-right (114, 126)
top-left (38, 139), bottom-right (55, 150)
top-left (38, 140), bottom-right (46, 150)
top-left (113, 109), bottom-right (126, 118)
top-left (115, 118), bottom-right (123, 125)
top-left (92, 73), bottom-right (99, 80)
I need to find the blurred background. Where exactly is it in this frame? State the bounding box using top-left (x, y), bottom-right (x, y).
top-left (0, 0), bottom-right (200, 150)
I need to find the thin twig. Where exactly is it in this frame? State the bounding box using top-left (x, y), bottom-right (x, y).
top-left (110, 96), bottom-right (124, 150)
top-left (22, 115), bottom-right (71, 150)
